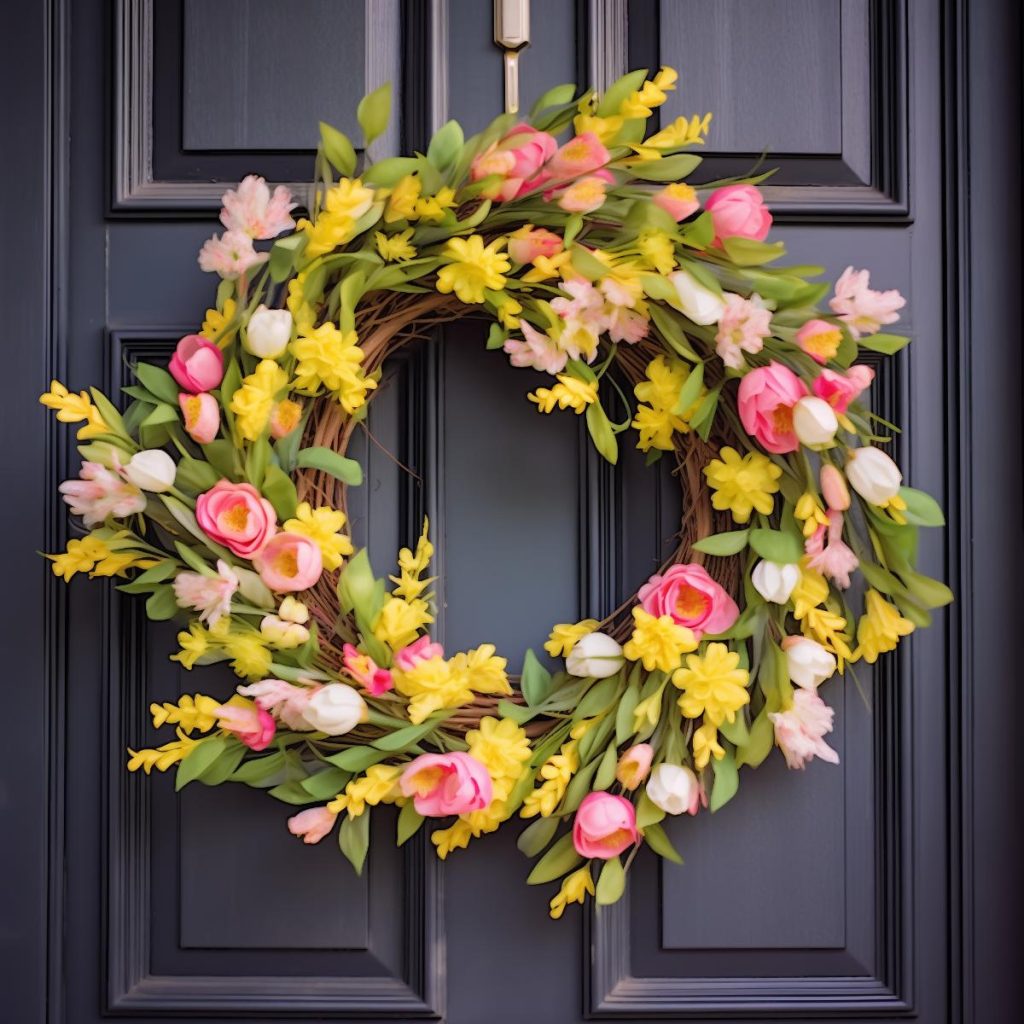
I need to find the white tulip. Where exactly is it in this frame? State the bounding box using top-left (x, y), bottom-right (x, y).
top-left (645, 763), bottom-right (700, 816)
top-left (123, 449), bottom-right (176, 492)
top-left (302, 683), bottom-right (367, 735)
top-left (783, 636), bottom-right (837, 689)
top-left (792, 396), bottom-right (839, 446)
top-left (845, 446), bottom-right (902, 505)
top-left (244, 305), bottom-right (293, 359)
top-left (565, 631), bottom-right (624, 678)
top-left (751, 560), bottom-right (800, 604)
top-left (667, 270), bottom-right (725, 326)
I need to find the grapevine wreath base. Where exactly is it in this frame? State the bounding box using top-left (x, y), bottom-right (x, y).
top-left (42, 69), bottom-right (949, 918)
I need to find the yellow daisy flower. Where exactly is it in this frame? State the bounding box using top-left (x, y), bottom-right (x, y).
top-left (704, 446), bottom-right (782, 524)
top-left (672, 642), bottom-right (750, 727)
top-left (622, 607), bottom-right (697, 672)
top-left (283, 502), bottom-right (354, 571)
top-left (436, 235), bottom-right (511, 304)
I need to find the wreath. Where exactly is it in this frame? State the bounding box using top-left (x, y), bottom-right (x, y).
top-left (42, 69), bottom-right (950, 919)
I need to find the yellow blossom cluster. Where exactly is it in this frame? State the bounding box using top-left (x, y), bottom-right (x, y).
top-left (126, 729), bottom-right (197, 774)
top-left (795, 491), bottom-right (830, 537)
top-left (791, 563), bottom-right (855, 665)
top-left (521, 738), bottom-right (579, 819)
top-left (290, 322), bottom-right (376, 413)
top-left (298, 178), bottom-right (375, 258)
top-left (549, 866), bottom-right (595, 920)
top-left (381, 175), bottom-right (457, 224)
top-left (169, 619), bottom-right (274, 680)
top-left (544, 619), bottom-right (600, 658)
top-left (45, 532), bottom-right (155, 582)
top-left (436, 235), bottom-right (510, 304)
top-left (200, 298), bottom-right (237, 344)
top-left (632, 354), bottom-right (704, 452)
top-left (327, 764), bottom-right (404, 817)
top-left (623, 607), bottom-right (696, 672)
top-left (150, 693), bottom-right (221, 734)
top-left (39, 381), bottom-right (110, 440)
top-left (529, 375), bottom-right (598, 415)
top-left (230, 358), bottom-right (288, 441)
top-left (375, 228), bottom-right (417, 262)
top-left (855, 589), bottom-right (914, 663)
top-left (392, 646), bottom-right (511, 725)
top-left (284, 502), bottom-right (353, 571)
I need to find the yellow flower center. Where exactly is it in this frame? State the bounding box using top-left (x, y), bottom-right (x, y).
top-left (772, 405), bottom-right (794, 434)
top-left (223, 505), bottom-right (249, 532)
top-left (272, 549), bottom-right (299, 579)
top-left (675, 585), bottom-right (709, 621)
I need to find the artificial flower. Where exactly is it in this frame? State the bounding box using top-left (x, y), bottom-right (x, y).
top-left (565, 631), bottom-right (624, 678)
top-left (507, 225), bottom-right (563, 264)
top-left (845, 446), bottom-right (902, 505)
top-left (414, 186), bottom-right (457, 222)
top-left (654, 182), bottom-right (699, 221)
top-left (820, 464), bottom-right (851, 510)
top-left (769, 689), bottom-right (840, 769)
top-left (522, 740), bottom-right (579, 818)
top-left (342, 642), bottom-right (394, 695)
top-left (39, 380), bottom-right (110, 439)
top-left (805, 509), bottom-right (859, 588)
top-left (795, 318), bottom-right (843, 364)
top-left (400, 752), bottom-right (493, 816)
top-left (222, 630), bottom-right (273, 680)
top-left (238, 677), bottom-right (317, 730)
top-left (374, 228), bottom-right (417, 262)
top-left (59, 461), bottom-right (146, 526)
top-left (813, 364), bottom-right (875, 414)
top-left (302, 682), bottom-right (367, 735)
top-left (544, 619), bottom-right (600, 658)
top-left (704, 184), bottom-right (772, 246)
top-left (283, 502), bottom-right (353, 571)
top-left (645, 763), bottom-right (700, 815)
top-left (244, 306), bottom-right (293, 359)
top-left (373, 596), bottom-right (433, 652)
top-left (123, 450), bottom-right (176, 493)
top-left (470, 124), bottom-right (558, 201)
top-left (170, 334), bottom-right (225, 393)
top-left (528, 375), bottom-right (598, 414)
top-left (715, 292), bottom-right (771, 368)
top-left (393, 635), bottom-right (444, 672)
top-left (382, 174), bottom-right (421, 222)
top-left (555, 175), bottom-right (609, 214)
top-left (855, 589), bottom-right (915, 663)
top-left (738, 361), bottom-right (808, 454)
top-left (199, 298), bottom-right (237, 343)
top-left (672, 642), bottom-right (750, 726)
top-left (270, 398), bottom-right (303, 439)
top-left (216, 696), bottom-right (276, 750)
top-left (622, 606), bottom-right (697, 672)
top-left (632, 353), bottom-right (703, 451)
top-left (545, 132), bottom-right (610, 181)
top-left (503, 322), bottom-right (568, 375)
top-left (829, 266), bottom-right (905, 338)
top-left (220, 175), bottom-right (295, 239)
top-left (668, 268), bottom-right (725, 325)
top-left (287, 806), bottom-right (337, 845)
top-left (173, 559), bottom-right (238, 626)
top-left (230, 358), bottom-right (289, 441)
top-left (252, 531), bottom-right (323, 592)
top-left (751, 560), bottom-right (800, 604)
top-left (703, 446), bottom-right (782, 523)
top-left (692, 721), bottom-right (725, 770)
top-left (179, 392), bottom-right (220, 444)
top-left (198, 230), bottom-right (268, 279)
top-left (290, 322), bottom-right (375, 413)
top-left (616, 743), bottom-right (654, 791)
top-left (782, 635), bottom-right (837, 689)
top-left (327, 764), bottom-right (402, 817)
top-left (638, 563), bottom-right (739, 640)
top-left (572, 792), bottom-right (637, 859)
top-left (436, 235), bottom-right (511, 304)
top-left (549, 866), bottom-right (595, 919)
top-left (792, 395), bottom-right (839, 446)
top-left (298, 177), bottom-right (375, 255)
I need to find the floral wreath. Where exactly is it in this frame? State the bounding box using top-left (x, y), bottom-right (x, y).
top-left (42, 69), bottom-right (949, 920)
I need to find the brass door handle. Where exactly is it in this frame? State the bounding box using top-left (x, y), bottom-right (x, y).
top-left (493, 0), bottom-right (531, 114)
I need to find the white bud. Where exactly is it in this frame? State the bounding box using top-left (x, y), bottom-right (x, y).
top-left (667, 270), bottom-right (726, 326)
top-left (751, 560), bottom-right (800, 604)
top-left (845, 446), bottom-right (902, 505)
top-left (244, 305), bottom-right (293, 359)
top-left (565, 631), bottom-right (624, 678)
top-left (645, 763), bottom-right (700, 816)
top-left (259, 615), bottom-right (310, 649)
top-left (792, 396), bottom-right (839, 446)
top-left (782, 636), bottom-right (837, 689)
top-left (302, 683), bottom-right (367, 735)
top-left (123, 449), bottom-right (176, 492)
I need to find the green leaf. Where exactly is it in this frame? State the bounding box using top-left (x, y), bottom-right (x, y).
top-left (338, 810), bottom-right (371, 875)
top-left (900, 568), bottom-right (954, 609)
top-left (692, 529), bottom-right (750, 557)
top-left (262, 463), bottom-right (299, 521)
top-left (319, 121), bottom-right (356, 176)
top-left (301, 766), bottom-right (351, 800)
top-left (648, 302), bottom-right (701, 362)
top-left (615, 679), bottom-right (640, 745)
top-left (718, 713), bottom-right (750, 747)
top-left (691, 384), bottom-right (722, 441)
top-left (199, 742), bottom-right (247, 786)
top-left (175, 455), bottom-right (221, 493)
top-left (749, 528), bottom-right (804, 564)
top-left (362, 156), bottom-right (421, 188)
top-left (139, 402), bottom-right (179, 428)
top-left (295, 446), bottom-right (364, 486)
top-left (89, 388), bottom-right (128, 439)
top-left (325, 745), bottom-right (390, 773)
top-left (593, 745), bottom-right (619, 791)
top-left (596, 69), bottom-right (648, 116)
top-left (371, 713), bottom-right (447, 752)
top-left (627, 154), bottom-right (702, 182)
top-left (202, 439), bottom-right (238, 479)
top-left (642, 821), bottom-right (684, 864)
top-left (721, 237), bottom-right (787, 266)
top-left (673, 361), bottom-right (704, 415)
top-left (357, 82), bottom-right (392, 147)
top-left (133, 362), bottom-right (180, 405)
top-left (858, 332), bottom-right (910, 355)
top-left (427, 119), bottom-right (464, 172)
top-left (496, 699), bottom-right (539, 725)
top-left (570, 245), bottom-right (608, 281)
top-left (736, 708), bottom-right (775, 768)
top-left (520, 648), bottom-right (553, 706)
top-left (145, 585), bottom-right (179, 621)
top-left (269, 232), bottom-right (307, 283)
top-left (173, 541), bottom-right (209, 574)
top-left (268, 779), bottom-right (321, 805)
top-left (635, 789), bottom-right (666, 829)
top-left (517, 816), bottom-right (560, 857)
top-left (526, 832), bottom-right (582, 885)
top-left (229, 751), bottom-right (286, 786)
top-left (586, 401), bottom-right (618, 465)
top-left (397, 802), bottom-right (425, 845)
top-left (486, 322), bottom-right (508, 350)
top-left (576, 673), bottom-right (623, 719)
top-left (709, 750), bottom-right (739, 812)
top-left (681, 211), bottom-right (715, 249)
top-left (117, 559), bottom-right (179, 593)
top-left (595, 855), bottom-right (626, 905)
top-left (898, 486), bottom-right (945, 527)
top-left (175, 736), bottom-right (228, 790)
top-left (337, 549), bottom-right (382, 621)
top-left (530, 82), bottom-right (576, 118)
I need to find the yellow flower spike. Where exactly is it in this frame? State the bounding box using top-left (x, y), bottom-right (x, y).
top-left (230, 359), bottom-right (289, 441)
top-left (494, 294), bottom-right (523, 329)
top-left (795, 491), bottom-right (830, 537)
top-left (375, 228), bottom-right (417, 262)
top-left (528, 375), bottom-right (598, 415)
top-left (632, 355), bottom-right (704, 452)
top-left (854, 590), bottom-right (915, 664)
top-left (200, 298), bottom-right (238, 344)
top-left (327, 764), bottom-right (403, 818)
top-left (374, 597), bottom-right (434, 653)
top-left (299, 178), bottom-right (376, 256)
top-left (39, 381), bottom-right (110, 440)
top-left (630, 113), bottom-right (713, 160)
top-left (652, 66), bottom-right (679, 92)
top-left (286, 273), bottom-right (316, 332)
top-left (522, 740), bottom-right (579, 819)
top-left (448, 645), bottom-right (511, 696)
top-left (284, 502), bottom-right (354, 571)
top-left (704, 447), bottom-right (783, 524)
top-left (436, 235), bottom-right (511, 304)
top-left (544, 619), bottom-right (600, 658)
top-left (623, 607), bottom-right (697, 673)
top-left (431, 819), bottom-right (475, 859)
top-left (791, 563), bottom-right (855, 666)
top-left (222, 630), bottom-right (273, 681)
top-left (692, 721), bottom-right (725, 771)
top-left (45, 535), bottom-right (112, 582)
top-left (291, 322), bottom-right (376, 413)
top-left (170, 622), bottom-right (212, 670)
top-left (414, 186), bottom-right (456, 222)
top-left (383, 174), bottom-right (422, 223)
top-left (549, 865), bottom-right (595, 919)
top-left (522, 250), bottom-right (573, 283)
top-left (632, 681), bottom-right (667, 732)
top-left (672, 643), bottom-right (750, 727)
top-left (150, 693), bottom-right (222, 734)
top-left (126, 729), bottom-right (198, 774)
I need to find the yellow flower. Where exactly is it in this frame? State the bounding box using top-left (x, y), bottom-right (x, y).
top-left (414, 186), bottom-right (457, 222)
top-left (45, 535), bottom-right (111, 581)
top-left (389, 519), bottom-right (435, 601)
top-left (549, 866), bottom-right (595, 919)
top-left (200, 298), bottom-right (237, 344)
top-left (573, 112), bottom-right (624, 144)
top-left (522, 740), bottom-right (579, 818)
top-left (126, 729), bottom-right (197, 774)
top-left (39, 381), bottom-right (110, 440)
top-left (284, 502), bottom-right (353, 571)
top-left (383, 174), bottom-right (422, 223)
top-left (881, 492), bottom-right (909, 526)
top-left (230, 359), bottom-right (288, 441)
top-left (150, 693), bottom-right (221, 734)
top-left (672, 642), bottom-right (750, 727)
top-left (855, 589), bottom-right (915, 663)
top-left (392, 654), bottom-right (467, 724)
top-left (522, 250), bottom-right (573, 283)
top-left (791, 564), bottom-right (855, 665)
top-left (291, 322), bottom-right (376, 413)
top-left (494, 294), bottom-right (522, 329)
top-left (528, 375), bottom-right (598, 415)
top-left (432, 819), bottom-right (474, 859)
top-left (222, 631), bottom-right (272, 680)
top-left (271, 398), bottom-right (303, 437)
top-left (449, 644), bottom-right (511, 696)
top-left (436, 235), bottom-right (511, 304)
top-left (299, 178), bottom-right (376, 257)
top-left (286, 273), bottom-right (316, 332)
top-left (375, 228), bottom-right (417, 262)
top-left (692, 720), bottom-right (725, 770)
top-left (327, 764), bottom-right (403, 817)
top-left (632, 681), bottom-right (667, 731)
top-left (630, 113), bottom-right (713, 160)
top-left (374, 596), bottom-right (434, 654)
top-left (798, 323), bottom-right (842, 363)
top-left (544, 619), bottom-right (600, 658)
top-left (623, 607), bottom-right (697, 672)
top-left (704, 447), bottom-right (782, 524)
top-left (170, 622), bottom-right (212, 669)
top-left (632, 354), bottom-right (703, 451)
top-left (795, 491), bottom-right (830, 537)
top-left (636, 230), bottom-right (677, 274)
top-left (467, 717), bottom-right (531, 787)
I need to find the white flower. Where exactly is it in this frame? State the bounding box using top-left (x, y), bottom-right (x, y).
top-left (667, 269), bottom-right (725, 326)
top-left (792, 397), bottom-right (839, 446)
top-left (302, 683), bottom-right (366, 735)
top-left (751, 561), bottom-right (800, 604)
top-left (244, 306), bottom-right (293, 359)
top-left (645, 763), bottom-right (700, 815)
top-left (260, 597), bottom-right (312, 648)
top-left (845, 446), bottom-right (902, 505)
top-left (783, 636), bottom-right (837, 689)
top-left (123, 449), bottom-right (176, 492)
top-left (565, 631), bottom-right (624, 678)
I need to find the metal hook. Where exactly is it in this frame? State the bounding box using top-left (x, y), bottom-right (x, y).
top-left (493, 0), bottom-right (531, 114)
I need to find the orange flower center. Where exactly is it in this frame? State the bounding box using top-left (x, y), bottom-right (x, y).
top-left (272, 548), bottom-right (300, 579)
top-left (675, 584), bottom-right (710, 621)
top-left (222, 504), bottom-right (249, 532)
top-left (772, 405), bottom-right (794, 435)
top-left (804, 328), bottom-right (842, 359)
top-left (599, 828), bottom-right (632, 848)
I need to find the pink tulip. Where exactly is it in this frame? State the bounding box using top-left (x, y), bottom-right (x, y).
top-left (469, 124), bottom-right (558, 201)
top-left (705, 184), bottom-right (772, 246)
top-left (287, 806), bottom-right (338, 845)
top-left (638, 563), bottom-right (739, 640)
top-left (545, 132), bottom-right (610, 181)
top-left (737, 361), bottom-right (808, 454)
top-left (795, 318), bottom-right (843, 365)
top-left (195, 480), bottom-right (277, 558)
top-left (616, 743), bottom-right (654, 791)
top-left (198, 229), bottom-right (269, 279)
top-left (59, 461), bottom-right (146, 526)
top-left (253, 532), bottom-right (323, 592)
top-left (572, 792), bottom-right (638, 860)
top-left (555, 175), bottom-right (609, 214)
top-left (238, 678), bottom-right (319, 731)
top-left (829, 266), bottom-right (905, 339)
top-left (169, 335), bottom-right (224, 393)
top-left (400, 752), bottom-right (493, 817)
top-left (172, 559), bottom-right (239, 626)
top-left (653, 183), bottom-right (700, 222)
top-left (507, 227), bottom-right (563, 265)
top-left (812, 365), bottom-right (875, 414)
top-left (217, 701), bottom-right (276, 751)
top-left (768, 689), bottom-right (840, 770)
top-left (393, 636), bottom-right (445, 672)
top-left (343, 642), bottom-right (394, 695)
top-left (178, 392), bottom-right (220, 444)
top-left (220, 175), bottom-right (296, 239)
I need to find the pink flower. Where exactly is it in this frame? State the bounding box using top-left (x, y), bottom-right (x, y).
top-left (607, 306), bottom-right (649, 344)
top-left (178, 392), bottom-right (220, 444)
top-left (653, 183), bottom-right (700, 222)
top-left (195, 480), bottom-right (277, 558)
top-left (715, 293), bottom-right (772, 369)
top-left (555, 175), bottom-right (609, 214)
top-left (238, 678), bottom-right (318, 731)
top-left (172, 558), bottom-right (239, 625)
top-left (705, 184), bottom-right (772, 246)
top-left (545, 133), bottom-right (611, 181)
top-left (638, 563), bottom-right (739, 640)
top-left (393, 635), bottom-right (445, 672)
top-left (253, 532), bottom-right (323, 592)
top-left (503, 322), bottom-right (568, 375)
top-left (198, 229), bottom-right (269, 279)
top-left (829, 266), bottom-right (905, 339)
top-left (820, 463), bottom-right (851, 511)
top-left (400, 752), bottom-right (493, 817)
top-left (169, 335), bottom-right (224, 393)
top-left (287, 806), bottom-right (337, 845)
top-left (469, 124), bottom-right (558, 201)
top-left (220, 175), bottom-right (296, 239)
top-left (738, 361), bottom-right (809, 454)
top-left (59, 461), bottom-right (146, 526)
top-left (217, 700), bottom-right (276, 751)
top-left (616, 743), bottom-right (654, 791)
top-left (769, 689), bottom-right (840, 770)
top-left (342, 642), bottom-right (394, 695)
top-left (805, 509), bottom-right (859, 589)
top-left (812, 365), bottom-right (875, 414)
top-left (508, 227), bottom-right (563, 265)
top-left (795, 318), bottom-right (843, 365)
top-left (551, 278), bottom-right (606, 321)
top-left (572, 792), bottom-right (638, 860)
